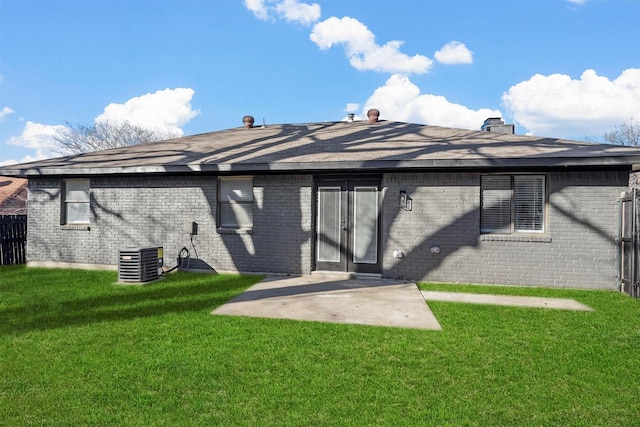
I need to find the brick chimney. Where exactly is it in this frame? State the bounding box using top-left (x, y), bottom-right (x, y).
top-left (481, 117), bottom-right (514, 134)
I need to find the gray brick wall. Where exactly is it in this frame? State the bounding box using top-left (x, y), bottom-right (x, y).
top-left (27, 175), bottom-right (313, 275)
top-left (382, 171), bottom-right (628, 289)
top-left (27, 170), bottom-right (627, 289)
top-left (226, 175), bottom-right (313, 274)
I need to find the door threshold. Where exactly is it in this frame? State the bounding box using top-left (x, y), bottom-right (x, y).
top-left (312, 271), bottom-right (382, 280)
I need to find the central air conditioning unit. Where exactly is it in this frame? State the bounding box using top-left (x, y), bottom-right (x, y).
top-left (118, 247), bottom-right (162, 283)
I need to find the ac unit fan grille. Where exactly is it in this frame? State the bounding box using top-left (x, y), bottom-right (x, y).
top-left (118, 247), bottom-right (160, 283)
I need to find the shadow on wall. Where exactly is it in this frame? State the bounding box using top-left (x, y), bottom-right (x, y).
top-left (382, 171), bottom-right (624, 285)
top-left (210, 176), bottom-right (311, 275)
top-left (382, 182), bottom-right (480, 282)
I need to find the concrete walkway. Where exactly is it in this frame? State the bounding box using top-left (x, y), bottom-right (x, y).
top-left (212, 274), bottom-right (443, 330)
top-left (422, 291), bottom-right (593, 311)
top-left (212, 275), bottom-right (594, 330)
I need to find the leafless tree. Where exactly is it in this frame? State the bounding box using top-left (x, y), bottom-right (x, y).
top-left (603, 118), bottom-right (640, 146)
top-left (53, 121), bottom-right (180, 155)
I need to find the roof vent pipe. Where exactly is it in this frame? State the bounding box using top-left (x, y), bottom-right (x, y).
top-left (367, 108), bottom-right (380, 123)
top-left (243, 115), bottom-right (255, 128)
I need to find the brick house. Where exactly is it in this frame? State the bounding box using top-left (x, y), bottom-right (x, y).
top-left (2, 117), bottom-right (640, 290)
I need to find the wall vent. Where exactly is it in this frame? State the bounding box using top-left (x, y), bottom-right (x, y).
top-left (118, 247), bottom-right (161, 283)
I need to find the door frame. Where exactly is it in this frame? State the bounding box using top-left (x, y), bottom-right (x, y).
top-left (313, 175), bottom-right (382, 274)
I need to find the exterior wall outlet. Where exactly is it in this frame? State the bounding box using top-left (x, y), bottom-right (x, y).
top-left (393, 250), bottom-right (404, 259)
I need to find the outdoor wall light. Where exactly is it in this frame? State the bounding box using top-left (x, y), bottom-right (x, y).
top-left (399, 191), bottom-right (407, 208)
top-left (399, 191), bottom-right (412, 211)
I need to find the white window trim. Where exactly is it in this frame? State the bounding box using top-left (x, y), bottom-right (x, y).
top-left (218, 176), bottom-right (254, 231)
top-left (62, 179), bottom-right (90, 225)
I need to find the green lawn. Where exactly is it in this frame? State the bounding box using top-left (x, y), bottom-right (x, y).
top-left (1, 266), bottom-right (639, 426)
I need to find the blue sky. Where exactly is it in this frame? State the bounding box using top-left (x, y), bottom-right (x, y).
top-left (1, 0), bottom-right (639, 165)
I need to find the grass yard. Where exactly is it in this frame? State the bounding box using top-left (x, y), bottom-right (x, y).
top-left (1, 266), bottom-right (639, 426)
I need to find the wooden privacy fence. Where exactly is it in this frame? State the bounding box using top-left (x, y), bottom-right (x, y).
top-left (0, 215), bottom-right (27, 265)
top-left (620, 190), bottom-right (640, 299)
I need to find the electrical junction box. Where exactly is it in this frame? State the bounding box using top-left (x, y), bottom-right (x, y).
top-left (184, 221), bottom-right (198, 235)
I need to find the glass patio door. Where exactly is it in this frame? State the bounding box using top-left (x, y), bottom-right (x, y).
top-left (315, 178), bottom-right (381, 274)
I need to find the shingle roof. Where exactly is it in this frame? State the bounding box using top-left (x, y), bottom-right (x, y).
top-left (0, 177), bottom-right (27, 214)
top-left (2, 120), bottom-right (640, 177)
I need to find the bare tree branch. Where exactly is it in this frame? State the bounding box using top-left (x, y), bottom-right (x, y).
top-left (603, 118), bottom-right (640, 146)
top-left (53, 121), bottom-right (180, 155)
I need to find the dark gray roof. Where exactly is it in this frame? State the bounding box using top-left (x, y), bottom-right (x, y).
top-left (3, 120), bottom-right (640, 177)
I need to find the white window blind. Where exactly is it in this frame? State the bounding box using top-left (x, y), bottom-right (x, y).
top-left (481, 175), bottom-right (545, 234)
top-left (64, 179), bottom-right (90, 224)
top-left (317, 187), bottom-right (341, 262)
top-left (514, 175), bottom-right (545, 232)
top-left (481, 175), bottom-right (511, 233)
top-left (219, 176), bottom-right (253, 228)
top-left (353, 186), bottom-right (378, 264)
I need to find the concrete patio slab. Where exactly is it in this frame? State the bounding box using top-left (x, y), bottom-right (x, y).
top-left (421, 291), bottom-right (594, 311)
top-left (212, 274), bottom-right (442, 330)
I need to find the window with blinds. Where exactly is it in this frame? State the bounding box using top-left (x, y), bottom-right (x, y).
top-left (218, 176), bottom-right (254, 229)
top-left (62, 179), bottom-right (90, 224)
top-left (481, 175), bottom-right (545, 234)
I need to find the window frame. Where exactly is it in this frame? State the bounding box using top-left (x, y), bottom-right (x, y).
top-left (480, 174), bottom-right (546, 235)
top-left (217, 176), bottom-right (254, 231)
top-left (61, 178), bottom-right (91, 225)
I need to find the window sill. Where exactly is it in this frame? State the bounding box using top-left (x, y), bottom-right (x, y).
top-left (61, 224), bottom-right (91, 231)
top-left (217, 227), bottom-right (253, 235)
top-left (480, 234), bottom-right (551, 243)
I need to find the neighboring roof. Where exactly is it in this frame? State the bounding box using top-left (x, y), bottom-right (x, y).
top-left (0, 177), bottom-right (27, 214)
top-left (2, 120), bottom-right (640, 177)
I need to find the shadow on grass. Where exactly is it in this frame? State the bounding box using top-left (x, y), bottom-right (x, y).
top-left (0, 274), bottom-right (261, 335)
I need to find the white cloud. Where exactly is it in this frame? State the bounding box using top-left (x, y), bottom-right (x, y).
top-left (434, 41), bottom-right (473, 65)
top-left (503, 68), bottom-right (640, 137)
top-left (567, 0), bottom-right (587, 5)
top-left (4, 121), bottom-right (66, 162)
top-left (0, 159), bottom-right (18, 166)
top-left (7, 121), bottom-right (65, 151)
top-left (244, 3), bottom-right (433, 73)
top-left (310, 17), bottom-right (433, 74)
top-left (95, 88), bottom-right (200, 136)
top-left (344, 103), bottom-right (360, 112)
top-left (244, 0), bottom-right (270, 20)
top-left (0, 106), bottom-right (15, 121)
top-left (18, 151), bottom-right (51, 164)
top-left (364, 74), bottom-right (501, 129)
top-left (245, 0), bottom-right (320, 25)
top-left (0, 150), bottom-right (53, 166)
top-left (3, 87), bottom-right (199, 164)
top-left (275, 0), bottom-right (320, 25)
